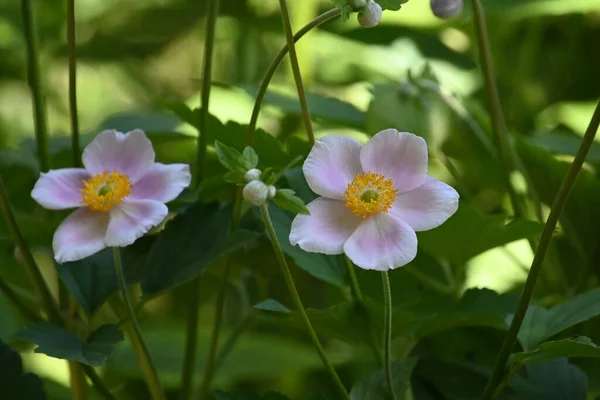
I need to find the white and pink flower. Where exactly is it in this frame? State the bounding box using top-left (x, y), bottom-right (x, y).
top-left (289, 129), bottom-right (459, 271)
top-left (31, 129), bottom-right (191, 263)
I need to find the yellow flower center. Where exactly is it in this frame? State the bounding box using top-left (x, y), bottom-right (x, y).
top-left (80, 171), bottom-right (132, 212)
top-left (344, 172), bottom-right (397, 218)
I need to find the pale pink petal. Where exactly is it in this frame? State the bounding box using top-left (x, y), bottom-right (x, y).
top-left (344, 214), bottom-right (417, 271)
top-left (360, 129), bottom-right (428, 193)
top-left (82, 129), bottom-right (155, 183)
top-left (131, 163), bottom-right (191, 203)
top-left (389, 176), bottom-right (459, 232)
top-left (105, 199), bottom-right (168, 247)
top-left (290, 197), bottom-right (361, 254)
top-left (31, 168), bottom-right (90, 210)
top-left (302, 135), bottom-right (363, 200)
top-left (53, 208), bottom-right (109, 263)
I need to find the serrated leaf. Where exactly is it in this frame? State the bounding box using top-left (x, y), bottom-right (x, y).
top-left (0, 339), bottom-right (45, 399)
top-left (214, 141), bottom-right (251, 173)
top-left (14, 323), bottom-right (123, 366)
top-left (273, 189), bottom-right (310, 215)
top-left (243, 147), bottom-right (259, 169)
top-left (350, 358), bottom-right (417, 400)
top-left (254, 299), bottom-right (292, 314)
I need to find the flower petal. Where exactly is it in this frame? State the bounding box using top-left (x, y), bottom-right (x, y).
top-left (389, 176), bottom-right (459, 231)
top-left (344, 214), bottom-right (417, 271)
top-left (360, 129), bottom-right (428, 193)
top-left (31, 168), bottom-right (89, 210)
top-left (53, 208), bottom-right (109, 263)
top-left (105, 198), bottom-right (168, 247)
top-left (131, 163), bottom-right (191, 203)
top-left (290, 197), bottom-right (361, 254)
top-left (303, 135), bottom-right (363, 199)
top-left (82, 129), bottom-right (155, 183)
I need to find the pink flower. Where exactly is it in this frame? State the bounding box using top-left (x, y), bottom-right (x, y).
top-left (289, 129), bottom-right (459, 271)
top-left (31, 129), bottom-right (191, 263)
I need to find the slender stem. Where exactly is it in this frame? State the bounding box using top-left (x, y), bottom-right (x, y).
top-left (197, 190), bottom-right (243, 399)
top-left (20, 0), bottom-right (50, 172)
top-left (277, 0), bottom-right (314, 145)
top-left (213, 310), bottom-right (257, 373)
top-left (247, 8), bottom-right (340, 145)
top-left (193, 0), bottom-right (220, 186)
top-left (344, 256), bottom-right (383, 366)
top-left (481, 99), bottom-right (600, 399)
top-left (0, 176), bottom-right (60, 323)
top-left (67, 0), bottom-right (80, 167)
top-left (68, 362), bottom-right (87, 400)
top-left (81, 366), bottom-right (116, 400)
top-left (260, 203), bottom-right (350, 399)
top-left (381, 271), bottom-right (397, 400)
top-left (112, 248), bottom-right (165, 400)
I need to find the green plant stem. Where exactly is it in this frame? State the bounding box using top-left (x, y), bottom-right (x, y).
top-left (344, 256), bottom-right (383, 366)
top-left (67, 0), bottom-right (80, 167)
top-left (68, 362), bottom-right (87, 400)
top-left (260, 203), bottom-right (350, 399)
top-left (381, 271), bottom-right (397, 400)
top-left (277, 0), bottom-right (314, 145)
top-left (481, 99), bottom-right (600, 399)
top-left (247, 8), bottom-right (340, 145)
top-left (213, 309), bottom-right (258, 373)
top-left (112, 248), bottom-right (165, 400)
top-left (81, 366), bottom-right (116, 400)
top-left (20, 0), bottom-right (50, 172)
top-left (193, 0), bottom-right (220, 186)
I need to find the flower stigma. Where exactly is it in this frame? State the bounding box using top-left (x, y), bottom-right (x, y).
top-left (80, 171), bottom-right (132, 212)
top-left (344, 172), bottom-right (397, 218)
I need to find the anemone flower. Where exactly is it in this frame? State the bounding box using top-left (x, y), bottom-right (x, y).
top-left (289, 129), bottom-right (459, 271)
top-left (31, 129), bottom-right (191, 263)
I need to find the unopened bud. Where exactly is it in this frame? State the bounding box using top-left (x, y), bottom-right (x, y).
top-left (357, 0), bottom-right (382, 28)
top-left (348, 0), bottom-right (367, 11)
top-left (430, 0), bottom-right (463, 18)
top-left (267, 185), bottom-right (276, 199)
top-left (243, 180), bottom-right (269, 206)
top-left (244, 168), bottom-right (262, 182)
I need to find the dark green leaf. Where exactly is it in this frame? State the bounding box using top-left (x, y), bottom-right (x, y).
top-left (161, 101), bottom-right (199, 129)
top-left (418, 202), bottom-right (543, 266)
top-left (142, 203), bottom-right (260, 295)
top-left (374, 0), bottom-right (410, 11)
top-left (254, 299), bottom-right (291, 313)
top-left (350, 358), bottom-right (417, 400)
top-left (518, 359), bottom-right (588, 400)
top-left (264, 206), bottom-right (346, 287)
top-left (14, 323), bottom-right (123, 366)
top-left (283, 167), bottom-right (315, 204)
top-left (526, 131), bottom-right (600, 164)
top-left (243, 147), bottom-right (259, 169)
top-left (223, 171), bottom-right (246, 184)
top-left (214, 391), bottom-right (289, 400)
top-left (273, 189), bottom-right (310, 215)
top-left (0, 339), bottom-right (45, 399)
top-left (510, 337), bottom-right (600, 366)
top-left (215, 141), bottom-right (250, 173)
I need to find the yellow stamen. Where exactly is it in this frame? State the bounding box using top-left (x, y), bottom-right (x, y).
top-left (344, 172), bottom-right (397, 218)
top-left (80, 171), bottom-right (132, 212)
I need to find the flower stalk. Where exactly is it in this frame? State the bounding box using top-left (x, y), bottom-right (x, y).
top-left (481, 98), bottom-right (600, 399)
top-left (20, 0), bottom-right (50, 172)
top-left (67, 0), bottom-right (80, 167)
top-left (381, 271), bottom-right (397, 400)
top-left (112, 248), bottom-right (165, 400)
top-left (260, 203), bottom-right (350, 400)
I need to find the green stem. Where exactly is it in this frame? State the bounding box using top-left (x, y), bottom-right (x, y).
top-left (260, 203), bottom-right (350, 399)
top-left (381, 271), bottom-right (397, 400)
top-left (68, 362), bottom-right (87, 400)
top-left (277, 0), bottom-right (314, 145)
top-left (81, 366), bottom-right (116, 400)
top-left (193, 0), bottom-right (220, 186)
top-left (67, 0), bottom-right (80, 167)
top-left (344, 256), bottom-right (383, 366)
top-left (481, 99), bottom-right (600, 399)
top-left (247, 8), bottom-right (340, 145)
top-left (213, 310), bottom-right (258, 373)
top-left (112, 248), bottom-right (165, 400)
top-left (20, 0), bottom-right (50, 172)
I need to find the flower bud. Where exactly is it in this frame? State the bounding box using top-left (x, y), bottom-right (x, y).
top-left (430, 0), bottom-right (463, 18)
top-left (357, 0), bottom-right (382, 28)
top-left (348, 0), bottom-right (367, 11)
top-left (244, 168), bottom-right (262, 182)
top-left (267, 185), bottom-right (276, 199)
top-left (243, 180), bottom-right (269, 206)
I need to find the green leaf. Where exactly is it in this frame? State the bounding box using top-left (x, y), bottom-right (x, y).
top-left (223, 171), bottom-right (246, 184)
top-left (214, 391), bottom-right (289, 400)
top-left (142, 203), bottom-right (260, 295)
top-left (510, 337), bottom-right (600, 366)
top-left (517, 286), bottom-right (600, 350)
top-left (14, 323), bottom-right (123, 366)
top-left (0, 339), bottom-right (45, 400)
top-left (341, 5), bottom-right (351, 22)
top-left (254, 299), bottom-right (291, 313)
top-left (56, 238), bottom-right (153, 314)
top-left (350, 358), bottom-right (417, 400)
top-left (518, 359), bottom-right (588, 400)
top-left (264, 206), bottom-right (346, 287)
top-left (283, 167), bottom-right (315, 204)
top-left (526, 131), bottom-right (600, 164)
top-left (214, 141), bottom-right (250, 173)
top-left (374, 0), bottom-right (409, 11)
top-left (273, 189), bottom-right (310, 215)
top-left (418, 202), bottom-right (543, 266)
top-left (243, 147), bottom-right (259, 169)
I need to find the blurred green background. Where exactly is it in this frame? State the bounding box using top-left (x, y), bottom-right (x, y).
top-left (2, 0), bottom-right (600, 399)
